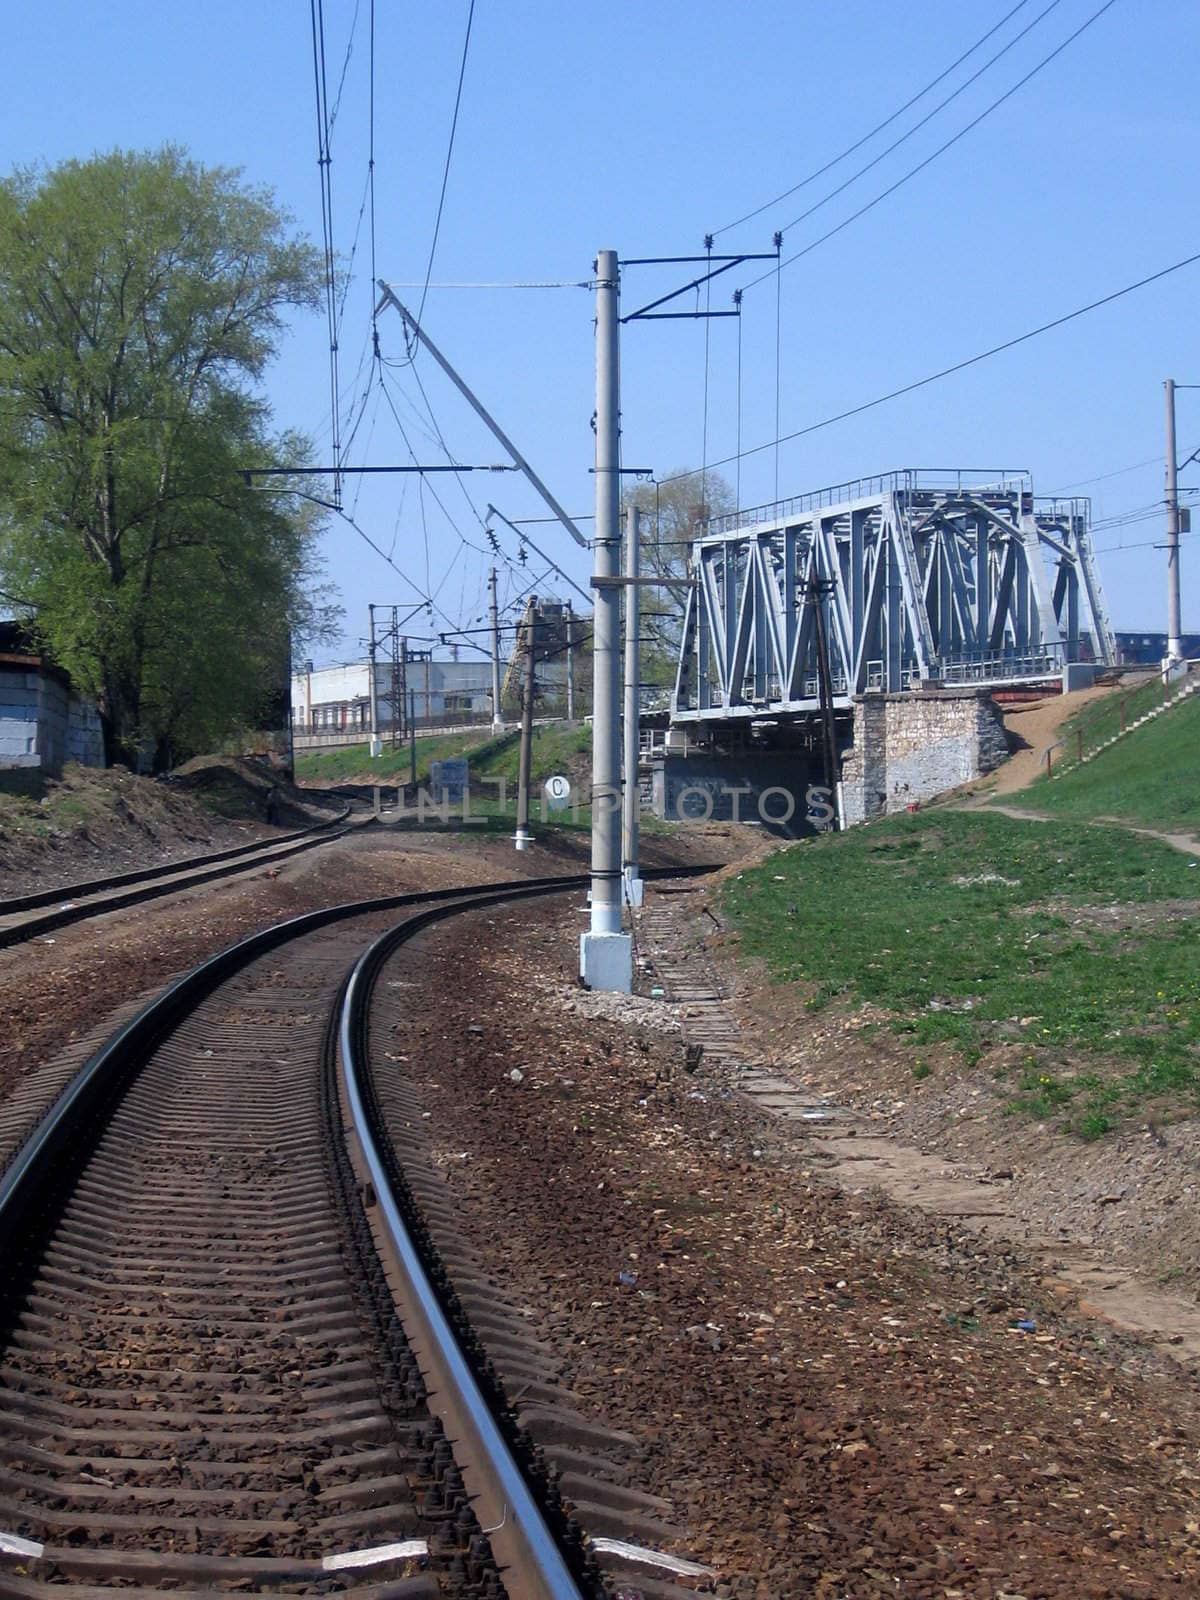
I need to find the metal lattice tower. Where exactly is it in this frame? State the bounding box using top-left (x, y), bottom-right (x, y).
top-left (672, 469), bottom-right (1115, 722)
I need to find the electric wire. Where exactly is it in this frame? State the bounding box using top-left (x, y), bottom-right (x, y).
top-left (747, 0), bottom-right (1068, 247)
top-left (384, 279), bottom-right (590, 290)
top-left (416, 0), bottom-right (477, 329)
top-left (368, 0), bottom-right (379, 361)
top-left (1093, 530), bottom-right (1198, 555)
top-left (327, 0), bottom-right (362, 131)
top-left (334, 165), bottom-right (374, 333)
top-left (309, 0), bottom-right (342, 494)
top-left (661, 248), bottom-right (1200, 489)
top-left (376, 368), bottom-right (489, 556)
top-left (713, 0), bottom-right (1038, 237)
top-left (1044, 456), bottom-right (1161, 493)
top-left (407, 357), bottom-right (493, 535)
top-left (738, 0), bottom-right (1121, 293)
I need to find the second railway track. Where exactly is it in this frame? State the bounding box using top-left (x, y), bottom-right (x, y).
top-left (0, 871), bottom-right (710, 1600)
top-left (0, 805), bottom-right (355, 952)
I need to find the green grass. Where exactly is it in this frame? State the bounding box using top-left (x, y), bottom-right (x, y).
top-left (721, 810), bottom-right (1200, 1137)
top-left (294, 721), bottom-right (691, 841)
top-left (1021, 691), bottom-right (1200, 833)
top-left (295, 729), bottom-right (500, 785)
top-left (1045, 670), bottom-right (1190, 776)
top-left (295, 721), bottom-right (592, 789)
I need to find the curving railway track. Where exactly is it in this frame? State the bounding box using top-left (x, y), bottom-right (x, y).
top-left (0, 806), bottom-right (355, 951)
top-left (0, 871), bottom-right (711, 1600)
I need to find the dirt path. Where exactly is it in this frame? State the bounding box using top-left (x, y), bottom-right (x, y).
top-left (980, 800), bottom-right (1200, 856)
top-left (655, 874), bottom-right (1200, 1367)
top-left (971, 682), bottom-right (1117, 796)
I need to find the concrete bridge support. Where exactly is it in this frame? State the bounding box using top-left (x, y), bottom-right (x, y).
top-left (840, 689), bottom-right (1008, 823)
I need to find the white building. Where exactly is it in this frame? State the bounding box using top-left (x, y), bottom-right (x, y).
top-left (292, 657), bottom-right (495, 740)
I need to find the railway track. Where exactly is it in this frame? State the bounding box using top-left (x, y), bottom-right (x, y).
top-left (0, 806), bottom-right (355, 951)
top-left (0, 871), bottom-right (710, 1600)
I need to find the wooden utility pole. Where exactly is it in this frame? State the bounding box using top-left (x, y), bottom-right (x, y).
top-left (808, 575), bottom-right (842, 829)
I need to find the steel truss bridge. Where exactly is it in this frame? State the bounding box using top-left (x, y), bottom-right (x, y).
top-left (672, 469), bottom-right (1116, 722)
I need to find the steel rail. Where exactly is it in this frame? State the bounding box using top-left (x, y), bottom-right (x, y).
top-left (0, 810), bottom-right (358, 951)
top-left (0, 862), bottom-right (710, 1595)
top-left (0, 871), bottom-right (573, 1227)
top-left (339, 881), bottom-right (592, 1600)
top-left (0, 802), bottom-right (351, 917)
top-left (341, 866), bottom-right (705, 1598)
top-left (0, 863), bottom-right (705, 1234)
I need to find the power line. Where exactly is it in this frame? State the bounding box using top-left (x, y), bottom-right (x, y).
top-left (383, 279), bottom-right (590, 290)
top-left (309, 0), bottom-right (342, 493)
top-left (662, 247), bottom-right (1200, 489)
top-left (777, 0), bottom-right (1067, 238)
top-left (327, 0), bottom-right (362, 131)
top-left (276, 484), bottom-right (446, 619)
top-left (334, 500), bottom-right (468, 635)
top-left (1044, 455), bottom-right (1161, 492)
top-left (713, 0), bottom-right (1038, 237)
top-left (740, 0), bottom-right (1120, 292)
top-left (407, 356), bottom-right (493, 536)
top-left (416, 0), bottom-right (477, 329)
top-left (1093, 530), bottom-right (1198, 555)
top-left (376, 369), bottom-right (489, 556)
top-left (718, 0), bottom-right (1061, 242)
top-left (374, 367), bottom-right (538, 623)
top-left (368, 0), bottom-right (379, 360)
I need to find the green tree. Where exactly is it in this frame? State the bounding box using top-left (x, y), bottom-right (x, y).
top-left (0, 147), bottom-right (337, 765)
top-left (621, 468), bottom-right (734, 692)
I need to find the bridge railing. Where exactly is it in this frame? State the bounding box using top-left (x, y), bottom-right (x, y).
top-left (939, 644), bottom-right (1065, 685)
top-left (703, 467), bottom-right (1032, 538)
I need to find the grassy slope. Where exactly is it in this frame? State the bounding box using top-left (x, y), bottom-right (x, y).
top-left (295, 723), bottom-right (591, 788)
top-left (1052, 671), bottom-right (1164, 758)
top-left (722, 810), bottom-right (1200, 1137)
top-left (295, 729), bottom-right (498, 785)
top-left (1022, 692), bottom-right (1200, 832)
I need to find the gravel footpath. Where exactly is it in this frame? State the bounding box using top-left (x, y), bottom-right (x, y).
top-left (384, 892), bottom-right (1200, 1599)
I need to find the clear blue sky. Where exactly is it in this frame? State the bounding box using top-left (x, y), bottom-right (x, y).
top-left (5, 0), bottom-right (1198, 661)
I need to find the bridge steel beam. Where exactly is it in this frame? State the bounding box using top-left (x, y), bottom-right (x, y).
top-left (672, 469), bottom-right (1116, 722)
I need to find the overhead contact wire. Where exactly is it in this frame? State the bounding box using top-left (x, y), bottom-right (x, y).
top-left (713, 0), bottom-right (1038, 236)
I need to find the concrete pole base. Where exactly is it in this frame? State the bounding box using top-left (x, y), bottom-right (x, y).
top-left (1162, 656), bottom-right (1187, 685)
top-left (369, 737), bottom-right (383, 758)
top-left (623, 870), bottom-right (644, 907)
top-left (579, 929), bottom-right (633, 993)
top-left (514, 828), bottom-right (532, 851)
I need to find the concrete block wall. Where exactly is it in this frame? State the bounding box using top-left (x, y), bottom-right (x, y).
top-left (66, 694), bottom-right (104, 766)
top-left (36, 675), bottom-right (70, 773)
top-left (0, 671), bottom-right (43, 767)
top-left (841, 689), bottom-right (1007, 824)
top-left (0, 663), bottom-right (104, 773)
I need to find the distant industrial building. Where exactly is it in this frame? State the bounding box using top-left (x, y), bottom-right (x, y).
top-left (1114, 631), bottom-right (1200, 665)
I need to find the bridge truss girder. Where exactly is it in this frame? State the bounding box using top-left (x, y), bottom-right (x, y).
top-left (672, 472), bottom-right (1115, 721)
